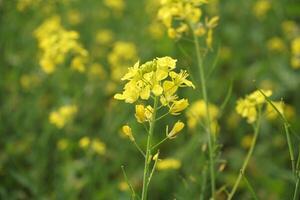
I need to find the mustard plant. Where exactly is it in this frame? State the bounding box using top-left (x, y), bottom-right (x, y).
top-left (114, 56), bottom-right (194, 199)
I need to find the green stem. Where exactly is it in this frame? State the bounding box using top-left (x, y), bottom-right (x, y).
top-left (227, 112), bottom-right (261, 200)
top-left (151, 137), bottom-right (168, 150)
top-left (192, 27), bottom-right (215, 198)
top-left (284, 123), bottom-right (295, 175)
top-left (141, 97), bottom-right (158, 200)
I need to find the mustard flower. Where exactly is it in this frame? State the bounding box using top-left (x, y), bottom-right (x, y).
top-left (236, 89), bottom-right (272, 123)
top-left (156, 158), bottom-right (181, 170)
top-left (122, 125), bottom-right (135, 141)
top-left (168, 121), bottom-right (185, 138)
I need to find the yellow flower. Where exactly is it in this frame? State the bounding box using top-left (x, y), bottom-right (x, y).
top-left (121, 125), bottom-right (135, 141)
top-left (104, 0), bottom-right (124, 12)
top-left (114, 57), bottom-right (194, 105)
top-left (169, 99), bottom-right (189, 115)
top-left (34, 16), bottom-right (88, 74)
top-left (156, 158), bottom-right (181, 170)
top-left (253, 0), bottom-right (271, 19)
top-left (267, 37), bottom-right (286, 52)
top-left (118, 181), bottom-right (129, 191)
top-left (91, 139), bottom-right (106, 155)
top-left (168, 121), bottom-right (185, 138)
top-left (236, 89), bottom-right (272, 123)
top-left (169, 70), bottom-right (195, 89)
top-left (186, 100), bottom-right (219, 133)
top-left (291, 37), bottom-right (300, 69)
top-left (96, 29), bottom-right (114, 45)
top-left (57, 139), bottom-right (68, 150)
top-left (79, 136), bottom-right (90, 149)
top-left (236, 98), bottom-right (257, 123)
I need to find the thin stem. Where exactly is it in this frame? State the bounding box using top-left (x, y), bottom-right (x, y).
top-left (151, 137), bottom-right (169, 150)
top-left (242, 173), bottom-right (259, 200)
top-left (133, 140), bottom-right (146, 158)
top-left (147, 150), bottom-right (160, 188)
top-left (192, 26), bottom-right (216, 198)
top-left (284, 123), bottom-right (295, 175)
top-left (121, 165), bottom-right (136, 200)
top-left (227, 111), bottom-right (262, 200)
top-left (155, 112), bottom-right (170, 122)
top-left (141, 97), bottom-right (158, 200)
top-left (293, 146), bottom-right (300, 200)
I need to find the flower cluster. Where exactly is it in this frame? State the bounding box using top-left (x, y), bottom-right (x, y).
top-left (115, 56), bottom-right (194, 143)
top-left (236, 90), bottom-right (272, 123)
top-left (291, 37), bottom-right (300, 69)
top-left (186, 100), bottom-right (219, 134)
top-left (78, 136), bottom-right (106, 155)
top-left (157, 0), bottom-right (219, 47)
top-left (34, 16), bottom-right (88, 74)
top-left (114, 56), bottom-right (194, 110)
top-left (49, 104), bottom-right (78, 128)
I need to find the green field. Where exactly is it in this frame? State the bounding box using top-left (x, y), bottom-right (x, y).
top-left (1, 0), bottom-right (300, 199)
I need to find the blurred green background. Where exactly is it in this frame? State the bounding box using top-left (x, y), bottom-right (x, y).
top-left (1, 0), bottom-right (300, 199)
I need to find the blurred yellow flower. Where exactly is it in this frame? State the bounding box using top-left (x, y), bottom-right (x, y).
top-left (96, 29), bottom-right (114, 45)
top-left (291, 37), bottom-right (300, 69)
top-left (186, 100), bottom-right (219, 133)
top-left (49, 104), bottom-right (78, 128)
top-left (79, 136), bottom-right (91, 149)
top-left (91, 139), bottom-right (106, 155)
top-left (104, 0), bottom-right (124, 12)
top-left (253, 0), bottom-right (271, 19)
top-left (34, 16), bottom-right (88, 74)
top-left (281, 20), bottom-right (299, 39)
top-left (57, 139), bottom-right (69, 150)
top-left (67, 10), bottom-right (82, 25)
top-left (267, 37), bottom-right (286, 53)
top-left (118, 181), bottom-right (129, 191)
top-left (236, 90), bottom-right (272, 123)
top-left (156, 158), bottom-right (181, 170)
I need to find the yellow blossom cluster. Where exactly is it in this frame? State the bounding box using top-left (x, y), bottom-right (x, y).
top-left (291, 37), bottom-right (300, 69)
top-left (104, 0), bottom-right (124, 13)
top-left (267, 37), bottom-right (286, 53)
top-left (156, 158), bottom-right (181, 170)
top-left (96, 29), bottom-right (114, 45)
top-left (78, 136), bottom-right (106, 155)
top-left (49, 104), bottom-right (78, 128)
top-left (186, 100), bottom-right (219, 133)
top-left (108, 41), bottom-right (138, 81)
top-left (17, 0), bottom-right (40, 11)
top-left (236, 90), bottom-right (272, 123)
top-left (157, 0), bottom-right (219, 48)
top-left (114, 57), bottom-right (194, 116)
top-left (253, 0), bottom-right (271, 19)
top-left (34, 16), bottom-right (88, 74)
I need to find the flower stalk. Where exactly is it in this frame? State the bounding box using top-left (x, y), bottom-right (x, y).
top-left (192, 27), bottom-right (216, 198)
top-left (227, 110), bottom-right (262, 200)
top-left (141, 97), bottom-right (158, 200)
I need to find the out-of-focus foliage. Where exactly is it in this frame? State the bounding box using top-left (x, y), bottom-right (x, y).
top-left (0, 0), bottom-right (299, 199)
